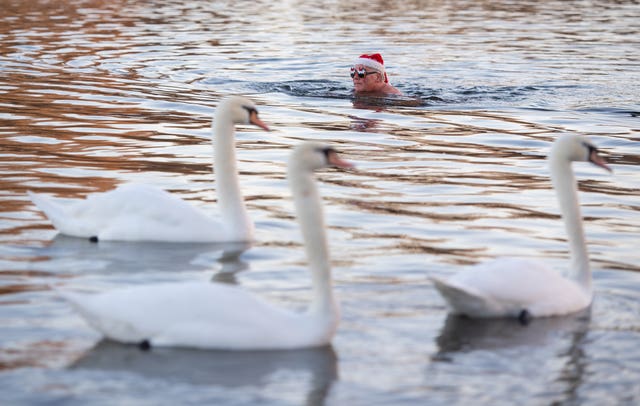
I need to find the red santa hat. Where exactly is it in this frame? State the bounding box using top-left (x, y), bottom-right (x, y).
top-left (354, 53), bottom-right (389, 83)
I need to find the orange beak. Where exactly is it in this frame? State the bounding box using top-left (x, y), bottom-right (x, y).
top-left (327, 150), bottom-right (354, 169)
top-left (249, 110), bottom-right (270, 131)
top-left (589, 149), bottom-right (612, 172)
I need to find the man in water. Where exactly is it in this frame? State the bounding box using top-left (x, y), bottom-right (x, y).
top-left (351, 53), bottom-right (402, 96)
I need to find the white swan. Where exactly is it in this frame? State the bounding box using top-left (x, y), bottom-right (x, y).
top-left (431, 134), bottom-right (611, 320)
top-left (56, 142), bottom-right (353, 350)
top-left (28, 95), bottom-right (269, 243)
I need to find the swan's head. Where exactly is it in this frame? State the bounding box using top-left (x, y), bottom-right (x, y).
top-left (289, 142), bottom-right (353, 172)
top-left (550, 134), bottom-right (611, 172)
top-left (216, 96), bottom-right (270, 131)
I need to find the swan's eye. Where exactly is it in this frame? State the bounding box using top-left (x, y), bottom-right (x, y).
top-left (582, 141), bottom-right (597, 154)
top-left (242, 106), bottom-right (258, 116)
top-left (317, 147), bottom-right (334, 161)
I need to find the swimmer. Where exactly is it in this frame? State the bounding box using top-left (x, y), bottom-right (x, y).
top-left (351, 53), bottom-right (402, 96)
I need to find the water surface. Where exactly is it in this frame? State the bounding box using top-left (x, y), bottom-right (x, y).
top-left (1, 1), bottom-right (639, 404)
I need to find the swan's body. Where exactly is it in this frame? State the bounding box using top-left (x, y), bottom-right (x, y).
top-left (431, 257), bottom-right (591, 318)
top-left (432, 135), bottom-right (611, 319)
top-left (61, 281), bottom-right (333, 349)
top-left (28, 96), bottom-right (269, 243)
top-left (58, 142), bottom-right (352, 350)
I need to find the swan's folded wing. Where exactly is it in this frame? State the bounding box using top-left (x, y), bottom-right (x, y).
top-left (28, 191), bottom-right (96, 237)
top-left (431, 276), bottom-right (505, 317)
top-left (56, 282), bottom-right (302, 347)
top-left (431, 277), bottom-right (483, 308)
top-left (57, 290), bottom-right (150, 343)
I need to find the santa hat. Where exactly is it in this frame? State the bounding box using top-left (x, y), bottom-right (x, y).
top-left (354, 53), bottom-right (389, 83)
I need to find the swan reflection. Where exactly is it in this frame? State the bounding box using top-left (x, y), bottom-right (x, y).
top-left (71, 340), bottom-right (338, 405)
top-left (39, 235), bottom-right (251, 276)
top-left (433, 311), bottom-right (591, 404)
top-left (435, 310), bottom-right (590, 354)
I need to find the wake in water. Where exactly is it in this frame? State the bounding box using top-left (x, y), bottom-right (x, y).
top-left (198, 75), bottom-right (619, 111)
top-left (245, 80), bottom-right (576, 109)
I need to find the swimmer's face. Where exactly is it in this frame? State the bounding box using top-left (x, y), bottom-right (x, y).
top-left (351, 64), bottom-right (381, 92)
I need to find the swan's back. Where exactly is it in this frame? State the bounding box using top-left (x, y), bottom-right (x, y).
top-left (30, 184), bottom-right (226, 242)
top-left (85, 184), bottom-right (223, 242)
top-left (60, 281), bottom-right (334, 350)
top-left (433, 258), bottom-right (591, 318)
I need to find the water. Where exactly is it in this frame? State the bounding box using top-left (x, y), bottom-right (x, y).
top-left (1, 0), bottom-right (639, 404)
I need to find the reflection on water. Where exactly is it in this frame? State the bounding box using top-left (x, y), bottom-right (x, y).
top-left (429, 311), bottom-right (592, 404)
top-left (2, 235), bottom-right (250, 278)
top-left (435, 311), bottom-right (590, 354)
top-left (72, 341), bottom-right (337, 405)
top-left (1, 0), bottom-right (639, 404)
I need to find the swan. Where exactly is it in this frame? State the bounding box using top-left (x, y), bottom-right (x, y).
top-left (431, 134), bottom-right (611, 320)
top-left (27, 95), bottom-right (269, 243)
top-left (56, 142), bottom-right (353, 350)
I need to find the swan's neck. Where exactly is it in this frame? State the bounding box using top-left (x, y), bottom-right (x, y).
top-left (550, 158), bottom-right (591, 294)
top-left (213, 119), bottom-right (252, 240)
top-left (289, 167), bottom-right (338, 318)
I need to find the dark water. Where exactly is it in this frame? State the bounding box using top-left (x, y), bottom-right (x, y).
top-left (1, 1), bottom-right (639, 404)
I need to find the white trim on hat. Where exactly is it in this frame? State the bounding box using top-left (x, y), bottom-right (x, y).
top-left (354, 57), bottom-right (385, 73)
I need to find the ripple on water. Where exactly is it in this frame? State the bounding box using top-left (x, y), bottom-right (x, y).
top-left (1, 0), bottom-right (639, 405)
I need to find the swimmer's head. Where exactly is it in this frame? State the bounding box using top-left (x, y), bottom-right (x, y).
top-left (353, 53), bottom-right (388, 83)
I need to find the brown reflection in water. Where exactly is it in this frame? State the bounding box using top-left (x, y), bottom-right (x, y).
top-left (350, 199), bottom-right (562, 222)
top-left (354, 231), bottom-right (485, 266)
top-left (0, 339), bottom-right (86, 370)
top-left (0, 269), bottom-right (63, 299)
top-left (309, 105), bottom-right (638, 270)
top-left (341, 107), bottom-right (633, 197)
top-left (0, 282), bottom-right (48, 296)
top-left (0, 65), bottom-right (216, 235)
top-left (0, 1), bottom-right (234, 242)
